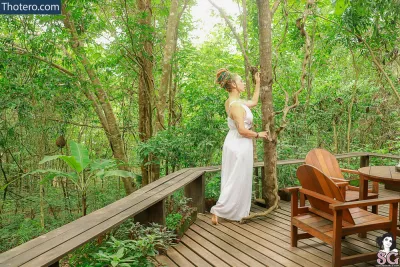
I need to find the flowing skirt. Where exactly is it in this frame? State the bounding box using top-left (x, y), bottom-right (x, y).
top-left (210, 130), bottom-right (253, 221)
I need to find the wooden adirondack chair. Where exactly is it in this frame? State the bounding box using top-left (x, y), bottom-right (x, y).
top-left (285, 165), bottom-right (399, 267)
top-left (302, 148), bottom-right (379, 212)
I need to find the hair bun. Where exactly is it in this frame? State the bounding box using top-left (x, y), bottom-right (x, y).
top-left (216, 68), bottom-right (230, 88)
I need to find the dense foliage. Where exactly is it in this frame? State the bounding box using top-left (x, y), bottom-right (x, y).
top-left (0, 0), bottom-right (399, 264)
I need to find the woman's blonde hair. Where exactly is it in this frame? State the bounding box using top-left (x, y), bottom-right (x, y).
top-left (215, 68), bottom-right (238, 92)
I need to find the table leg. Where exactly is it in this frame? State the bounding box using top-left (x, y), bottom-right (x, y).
top-left (398, 205), bottom-right (400, 237)
top-left (358, 174), bottom-right (368, 238)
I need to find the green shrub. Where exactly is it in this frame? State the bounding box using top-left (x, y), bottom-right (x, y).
top-left (205, 175), bottom-right (221, 199)
top-left (69, 221), bottom-right (175, 267)
top-left (166, 213), bottom-right (183, 232)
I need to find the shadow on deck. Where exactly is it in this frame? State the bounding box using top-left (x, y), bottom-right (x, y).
top-left (157, 186), bottom-right (400, 267)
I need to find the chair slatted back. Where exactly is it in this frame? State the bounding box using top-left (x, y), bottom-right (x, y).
top-left (296, 164), bottom-right (355, 225)
top-left (305, 148), bottom-right (344, 179)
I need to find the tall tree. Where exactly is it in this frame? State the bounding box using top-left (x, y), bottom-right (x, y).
top-left (136, 0), bottom-right (157, 185)
top-left (244, 0), bottom-right (314, 220)
top-left (241, 0), bottom-right (251, 98)
top-left (157, 0), bottom-right (180, 131)
top-left (60, 3), bottom-right (135, 195)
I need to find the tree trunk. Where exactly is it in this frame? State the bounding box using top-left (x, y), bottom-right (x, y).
top-left (62, 4), bottom-right (134, 195)
top-left (347, 49), bottom-right (359, 153)
top-left (257, 0), bottom-right (279, 208)
top-left (82, 191), bottom-right (87, 216)
top-left (157, 0), bottom-right (180, 131)
top-left (333, 118), bottom-right (338, 153)
top-left (241, 0), bottom-right (251, 98)
top-left (136, 0), bottom-right (158, 185)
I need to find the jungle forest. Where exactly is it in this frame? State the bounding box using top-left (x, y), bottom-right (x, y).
top-left (0, 0), bottom-right (400, 266)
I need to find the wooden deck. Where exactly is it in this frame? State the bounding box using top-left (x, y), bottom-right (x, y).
top-left (157, 186), bottom-right (400, 267)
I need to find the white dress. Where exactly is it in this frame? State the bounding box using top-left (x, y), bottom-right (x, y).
top-left (210, 101), bottom-right (254, 221)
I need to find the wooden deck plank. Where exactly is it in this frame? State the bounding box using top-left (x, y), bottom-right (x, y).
top-left (184, 229), bottom-right (247, 267)
top-left (180, 235), bottom-right (230, 267)
top-left (172, 242), bottom-right (212, 267)
top-left (195, 219), bottom-right (291, 266)
top-left (196, 215), bottom-right (301, 267)
top-left (198, 213), bottom-right (330, 267)
top-left (156, 254), bottom-right (178, 267)
top-left (190, 223), bottom-right (268, 267)
top-left (244, 216), bottom-right (334, 262)
top-left (167, 247), bottom-right (195, 267)
top-left (152, 185), bottom-right (400, 267)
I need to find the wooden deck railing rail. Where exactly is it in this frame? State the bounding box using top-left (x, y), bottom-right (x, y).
top-left (0, 152), bottom-right (399, 266)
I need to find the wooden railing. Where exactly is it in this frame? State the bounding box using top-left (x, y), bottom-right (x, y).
top-left (0, 152), bottom-right (399, 266)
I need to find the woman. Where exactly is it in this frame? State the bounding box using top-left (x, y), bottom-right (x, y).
top-left (376, 233), bottom-right (398, 254)
top-left (210, 68), bottom-right (269, 225)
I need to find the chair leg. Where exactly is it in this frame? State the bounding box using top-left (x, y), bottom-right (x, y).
top-left (291, 225), bottom-right (298, 247)
top-left (300, 193), bottom-right (306, 207)
top-left (372, 205), bottom-right (378, 214)
top-left (333, 210), bottom-right (343, 267)
top-left (332, 240), bottom-right (342, 267)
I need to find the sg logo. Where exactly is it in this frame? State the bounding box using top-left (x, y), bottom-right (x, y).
top-left (377, 251), bottom-right (399, 265)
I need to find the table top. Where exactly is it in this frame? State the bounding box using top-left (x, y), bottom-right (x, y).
top-left (358, 166), bottom-right (400, 183)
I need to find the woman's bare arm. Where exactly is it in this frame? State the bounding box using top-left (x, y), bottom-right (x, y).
top-left (243, 72), bottom-right (260, 109)
top-left (230, 103), bottom-right (268, 139)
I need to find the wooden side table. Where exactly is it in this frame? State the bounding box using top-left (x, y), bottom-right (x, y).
top-left (358, 166), bottom-right (400, 237)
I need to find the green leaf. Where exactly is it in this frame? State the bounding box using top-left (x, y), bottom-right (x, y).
top-left (39, 155), bottom-right (83, 173)
top-left (115, 247), bottom-right (125, 258)
top-left (334, 0), bottom-right (349, 15)
top-left (0, 178), bottom-right (17, 191)
top-left (102, 170), bottom-right (137, 179)
top-left (59, 155), bottom-right (83, 173)
top-left (111, 261), bottom-right (118, 267)
top-left (70, 141), bottom-right (90, 171)
top-left (39, 155), bottom-right (64, 165)
top-left (24, 169), bottom-right (78, 182)
top-left (95, 169), bottom-right (105, 178)
top-left (90, 159), bottom-right (116, 171)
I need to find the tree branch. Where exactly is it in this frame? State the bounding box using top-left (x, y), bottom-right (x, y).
top-left (178, 0), bottom-right (189, 20)
top-left (275, 0), bottom-right (314, 136)
top-left (208, 0), bottom-right (251, 68)
top-left (4, 43), bottom-right (75, 77)
top-left (314, 14), bottom-right (400, 103)
top-left (271, 0), bottom-right (282, 17)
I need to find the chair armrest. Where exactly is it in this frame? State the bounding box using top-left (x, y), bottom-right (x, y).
top-left (284, 186), bottom-right (301, 194)
top-left (299, 188), bottom-right (341, 204)
top-left (330, 177), bottom-right (348, 183)
top-left (347, 185), bottom-right (359, 191)
top-left (329, 197), bottom-right (400, 210)
top-left (335, 181), bottom-right (349, 188)
top-left (340, 168), bottom-right (359, 175)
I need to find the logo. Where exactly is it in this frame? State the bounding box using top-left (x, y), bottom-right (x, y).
top-left (0, 0), bottom-right (61, 15)
top-left (376, 232), bottom-right (399, 266)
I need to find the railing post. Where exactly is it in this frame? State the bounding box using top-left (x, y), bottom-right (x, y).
top-left (360, 155), bottom-right (369, 168)
top-left (185, 173), bottom-right (205, 213)
top-left (135, 199), bottom-right (166, 226)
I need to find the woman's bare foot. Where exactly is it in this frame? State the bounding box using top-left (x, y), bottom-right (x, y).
top-left (211, 214), bottom-right (219, 225)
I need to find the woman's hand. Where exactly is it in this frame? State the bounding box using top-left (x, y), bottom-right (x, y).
top-left (254, 72), bottom-right (260, 84)
top-left (256, 131), bottom-right (270, 140)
